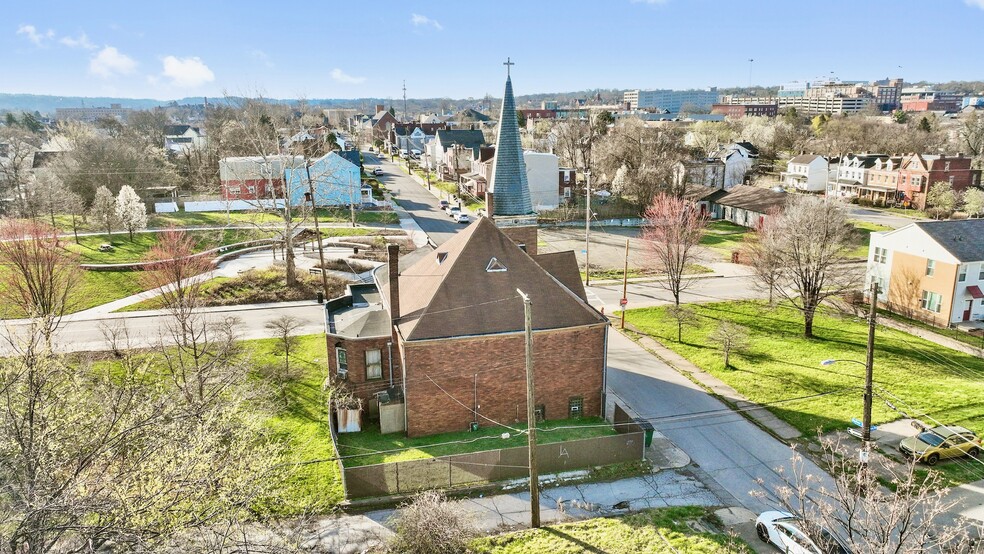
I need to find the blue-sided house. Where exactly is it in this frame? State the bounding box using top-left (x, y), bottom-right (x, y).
top-left (283, 152), bottom-right (361, 207)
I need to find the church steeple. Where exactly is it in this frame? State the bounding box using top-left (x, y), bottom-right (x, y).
top-left (488, 61), bottom-right (534, 218)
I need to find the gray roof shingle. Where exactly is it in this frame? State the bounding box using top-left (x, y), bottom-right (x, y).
top-left (915, 220), bottom-right (984, 262)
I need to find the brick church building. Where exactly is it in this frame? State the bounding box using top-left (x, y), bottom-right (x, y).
top-left (324, 69), bottom-right (609, 437)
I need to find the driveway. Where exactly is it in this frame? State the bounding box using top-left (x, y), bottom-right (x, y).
top-left (606, 330), bottom-right (835, 513)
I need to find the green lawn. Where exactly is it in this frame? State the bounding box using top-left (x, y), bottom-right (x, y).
top-left (0, 268), bottom-right (149, 319)
top-left (846, 220), bottom-right (892, 259)
top-left (65, 228), bottom-right (275, 264)
top-left (878, 308), bottom-right (984, 350)
top-left (699, 221), bottom-right (750, 257)
top-left (336, 417), bottom-right (615, 467)
top-left (243, 335), bottom-right (344, 515)
top-left (471, 506), bottom-right (749, 554)
top-left (625, 301), bottom-right (984, 484)
top-left (148, 208), bottom-right (397, 228)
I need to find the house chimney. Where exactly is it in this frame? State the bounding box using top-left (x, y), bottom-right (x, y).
top-left (387, 243), bottom-right (400, 322)
top-left (376, 104), bottom-right (385, 114)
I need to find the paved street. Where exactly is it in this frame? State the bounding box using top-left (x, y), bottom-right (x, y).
top-left (848, 206), bottom-right (924, 229)
top-left (586, 274), bottom-right (764, 313)
top-left (363, 151), bottom-right (463, 246)
top-left (606, 330), bottom-right (835, 513)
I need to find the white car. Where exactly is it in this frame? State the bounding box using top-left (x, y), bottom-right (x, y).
top-left (454, 213), bottom-right (471, 224)
top-left (446, 206), bottom-right (461, 217)
top-left (756, 511), bottom-right (851, 554)
top-left (372, 167), bottom-right (384, 176)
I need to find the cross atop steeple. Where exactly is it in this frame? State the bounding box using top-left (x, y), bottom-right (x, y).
top-left (503, 57), bottom-right (514, 77)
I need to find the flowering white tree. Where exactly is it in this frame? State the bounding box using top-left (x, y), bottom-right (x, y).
top-left (116, 185), bottom-right (148, 240)
top-left (90, 185), bottom-right (118, 237)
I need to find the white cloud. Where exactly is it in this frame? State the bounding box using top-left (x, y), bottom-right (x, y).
top-left (16, 24), bottom-right (54, 46)
top-left (410, 13), bottom-right (443, 30)
top-left (161, 55), bottom-right (215, 87)
top-left (60, 32), bottom-right (96, 50)
top-left (966, 0), bottom-right (984, 9)
top-left (330, 68), bottom-right (366, 85)
top-left (249, 49), bottom-right (274, 68)
top-left (89, 46), bottom-right (137, 78)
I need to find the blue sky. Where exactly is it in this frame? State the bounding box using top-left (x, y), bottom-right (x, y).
top-left (3, 0), bottom-right (984, 101)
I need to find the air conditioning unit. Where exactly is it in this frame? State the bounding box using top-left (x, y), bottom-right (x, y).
top-left (337, 369), bottom-right (348, 380)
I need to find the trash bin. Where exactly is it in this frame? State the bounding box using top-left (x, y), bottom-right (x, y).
top-left (636, 418), bottom-right (655, 448)
top-left (470, 421), bottom-right (479, 432)
top-left (731, 251), bottom-right (740, 264)
top-left (317, 292), bottom-right (324, 304)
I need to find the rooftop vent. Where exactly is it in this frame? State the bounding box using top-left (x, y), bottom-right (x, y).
top-left (436, 252), bottom-right (448, 264)
top-left (486, 257), bottom-right (507, 272)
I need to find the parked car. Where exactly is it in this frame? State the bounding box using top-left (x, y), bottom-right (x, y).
top-left (438, 200), bottom-right (450, 210)
top-left (372, 167), bottom-right (384, 176)
top-left (899, 425), bottom-right (981, 465)
top-left (454, 213), bottom-right (471, 224)
top-left (447, 206), bottom-right (461, 218)
top-left (756, 511), bottom-right (851, 554)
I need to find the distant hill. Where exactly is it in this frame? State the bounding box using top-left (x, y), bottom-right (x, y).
top-left (0, 90), bottom-right (630, 116)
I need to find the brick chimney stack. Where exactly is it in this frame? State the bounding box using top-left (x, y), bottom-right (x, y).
top-left (375, 104), bottom-right (385, 114)
top-left (387, 243), bottom-right (400, 323)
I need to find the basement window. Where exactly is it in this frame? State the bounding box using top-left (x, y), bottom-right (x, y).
top-left (486, 257), bottom-right (507, 272)
top-left (568, 397), bottom-right (583, 419)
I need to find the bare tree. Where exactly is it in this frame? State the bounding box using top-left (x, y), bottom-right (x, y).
top-left (264, 315), bottom-right (303, 407)
top-left (0, 220), bottom-right (80, 344)
top-left (889, 265), bottom-right (924, 320)
top-left (761, 437), bottom-right (980, 553)
top-left (709, 321), bottom-right (750, 369)
top-left (642, 193), bottom-right (709, 306)
top-left (741, 210), bottom-right (784, 305)
top-left (388, 490), bottom-right (478, 554)
top-left (595, 119), bottom-right (694, 205)
top-left (753, 196), bottom-right (858, 338)
top-left (139, 227), bottom-right (213, 341)
top-left (960, 111), bottom-right (984, 170)
top-left (666, 305), bottom-right (699, 343)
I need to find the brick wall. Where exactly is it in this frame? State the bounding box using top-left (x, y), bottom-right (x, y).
top-left (327, 334), bottom-right (397, 402)
top-left (402, 324), bottom-right (606, 437)
top-left (497, 225), bottom-right (539, 256)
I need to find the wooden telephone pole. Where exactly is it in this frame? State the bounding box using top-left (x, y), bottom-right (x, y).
top-left (620, 238), bottom-right (629, 329)
top-left (517, 289), bottom-right (540, 528)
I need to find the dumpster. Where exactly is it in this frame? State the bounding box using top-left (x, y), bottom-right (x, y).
top-left (636, 418), bottom-right (655, 448)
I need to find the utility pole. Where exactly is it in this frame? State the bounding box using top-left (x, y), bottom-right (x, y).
top-left (305, 161), bottom-right (331, 302)
top-left (402, 80), bottom-right (408, 123)
top-left (862, 281), bottom-right (878, 445)
top-left (584, 170), bottom-right (591, 286)
top-left (517, 288), bottom-right (540, 529)
top-left (620, 238), bottom-right (629, 330)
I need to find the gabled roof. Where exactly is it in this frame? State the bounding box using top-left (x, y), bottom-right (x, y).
top-left (789, 154), bottom-right (825, 164)
top-left (452, 108), bottom-right (491, 122)
top-left (532, 251), bottom-right (588, 302)
top-left (434, 129), bottom-right (486, 152)
top-left (914, 220), bottom-right (984, 263)
top-left (710, 185), bottom-right (788, 213)
top-left (164, 124), bottom-right (199, 136)
top-left (735, 141), bottom-right (759, 155)
top-left (336, 149), bottom-right (361, 167)
top-left (391, 217), bottom-right (605, 341)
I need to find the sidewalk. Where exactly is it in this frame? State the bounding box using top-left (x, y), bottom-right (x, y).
top-left (294, 465), bottom-right (722, 553)
top-left (625, 327), bottom-right (802, 441)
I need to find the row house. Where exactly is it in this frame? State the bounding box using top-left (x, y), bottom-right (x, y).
top-left (898, 153), bottom-right (980, 210)
top-left (710, 103), bottom-right (778, 119)
top-left (826, 153), bottom-right (890, 200)
top-left (425, 129), bottom-right (487, 180)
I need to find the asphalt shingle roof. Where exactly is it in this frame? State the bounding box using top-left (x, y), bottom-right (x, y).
top-left (915, 219), bottom-right (984, 262)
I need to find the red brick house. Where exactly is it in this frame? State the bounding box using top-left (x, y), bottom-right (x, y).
top-left (897, 153), bottom-right (981, 210)
top-left (325, 219), bottom-right (608, 437)
top-left (710, 103), bottom-right (778, 118)
top-left (218, 156), bottom-right (290, 201)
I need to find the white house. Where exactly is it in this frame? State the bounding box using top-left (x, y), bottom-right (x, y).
top-left (781, 154), bottom-right (831, 192)
top-left (164, 125), bottom-right (206, 154)
top-left (867, 219), bottom-right (984, 327)
top-left (523, 151), bottom-right (560, 210)
top-left (717, 141), bottom-right (759, 190)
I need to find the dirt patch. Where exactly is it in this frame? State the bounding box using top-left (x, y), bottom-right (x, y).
top-left (348, 237), bottom-right (417, 263)
top-left (205, 268), bottom-right (349, 306)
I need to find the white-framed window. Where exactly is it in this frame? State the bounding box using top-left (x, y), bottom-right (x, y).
top-left (959, 267), bottom-right (967, 282)
top-left (920, 290), bottom-right (942, 313)
top-left (336, 347), bottom-right (348, 375)
top-left (926, 259), bottom-right (936, 276)
top-left (365, 349), bottom-right (382, 380)
top-left (227, 185), bottom-right (242, 195)
top-left (978, 265), bottom-right (984, 280)
top-left (873, 247), bottom-right (887, 264)
top-left (945, 161), bottom-right (951, 171)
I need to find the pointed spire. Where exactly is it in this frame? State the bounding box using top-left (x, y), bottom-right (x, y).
top-left (489, 61), bottom-right (534, 217)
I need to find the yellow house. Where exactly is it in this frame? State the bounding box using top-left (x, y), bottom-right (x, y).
top-left (867, 220), bottom-right (984, 327)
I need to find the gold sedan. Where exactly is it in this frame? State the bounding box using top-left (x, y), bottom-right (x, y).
top-left (899, 425), bottom-right (981, 466)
